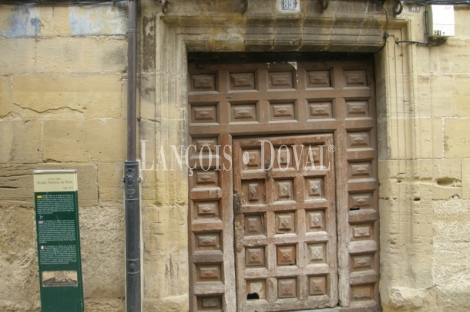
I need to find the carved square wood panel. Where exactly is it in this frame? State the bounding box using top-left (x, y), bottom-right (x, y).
top-left (351, 224), bottom-right (373, 240)
top-left (271, 146), bottom-right (295, 170)
top-left (191, 74), bottom-right (216, 92)
top-left (351, 284), bottom-right (374, 301)
top-left (230, 103), bottom-right (257, 123)
top-left (270, 102), bottom-right (296, 121)
top-left (306, 243), bottom-right (326, 264)
top-left (197, 295), bottom-right (222, 310)
top-left (194, 171), bottom-right (219, 188)
top-left (195, 201), bottom-right (220, 221)
top-left (246, 280), bottom-right (266, 300)
top-left (244, 214), bottom-right (265, 236)
top-left (241, 149), bottom-right (262, 170)
top-left (306, 210), bottom-right (325, 232)
top-left (196, 264), bottom-right (222, 282)
top-left (276, 245), bottom-right (296, 266)
top-left (309, 275), bottom-right (327, 296)
top-left (269, 71), bottom-right (294, 89)
top-left (194, 138), bottom-right (218, 153)
top-left (305, 178), bottom-right (324, 200)
top-left (306, 70), bottom-right (331, 88)
top-left (191, 105), bottom-right (218, 124)
top-left (275, 212), bottom-right (296, 234)
top-left (309, 101), bottom-right (333, 119)
top-left (188, 138), bottom-right (220, 170)
top-left (303, 145), bottom-right (330, 170)
top-left (343, 70), bottom-right (368, 87)
top-left (348, 162), bottom-right (373, 180)
top-left (351, 254), bottom-right (374, 272)
top-left (278, 278), bottom-right (297, 298)
top-left (245, 247), bottom-right (265, 267)
top-left (229, 72), bottom-right (256, 90)
top-left (195, 232), bottom-right (221, 251)
top-left (274, 179), bottom-right (294, 202)
top-left (241, 180), bottom-right (266, 205)
top-left (346, 100), bottom-right (369, 118)
top-left (349, 192), bottom-right (374, 209)
top-left (347, 131), bottom-right (371, 150)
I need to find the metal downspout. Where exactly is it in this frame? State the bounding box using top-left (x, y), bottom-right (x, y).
top-left (124, 0), bottom-right (141, 311)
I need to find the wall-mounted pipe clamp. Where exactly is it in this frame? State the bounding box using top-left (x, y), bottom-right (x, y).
top-left (158, 0), bottom-right (169, 14)
top-left (394, 0), bottom-right (403, 15)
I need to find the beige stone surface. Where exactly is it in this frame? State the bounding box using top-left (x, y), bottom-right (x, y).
top-left (455, 75), bottom-right (470, 117)
top-left (462, 159), bottom-right (470, 199)
top-left (12, 74), bottom-right (123, 119)
top-left (439, 40), bottom-right (470, 74)
top-left (35, 37), bottom-right (127, 73)
top-left (43, 119), bottom-right (126, 162)
top-left (84, 298), bottom-right (124, 312)
top-left (433, 198), bottom-right (470, 307)
top-left (39, 6), bottom-right (72, 37)
top-left (444, 118), bottom-right (470, 158)
top-left (143, 296), bottom-right (189, 312)
top-left (142, 205), bottom-right (188, 298)
top-left (0, 163), bottom-right (98, 206)
top-left (432, 117), bottom-right (444, 158)
top-left (0, 121), bottom-right (42, 163)
top-left (454, 9), bottom-right (470, 38)
top-left (0, 75), bottom-right (11, 117)
top-left (0, 39), bottom-right (36, 74)
top-left (430, 74), bottom-right (455, 117)
top-left (97, 163), bottom-right (124, 203)
top-left (417, 117), bottom-right (432, 158)
top-left (0, 203), bottom-right (39, 312)
top-left (415, 75), bottom-right (431, 117)
top-left (79, 206), bottom-right (125, 299)
top-left (432, 159), bottom-right (462, 199)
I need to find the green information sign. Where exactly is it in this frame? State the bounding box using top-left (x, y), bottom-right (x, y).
top-left (34, 170), bottom-right (84, 312)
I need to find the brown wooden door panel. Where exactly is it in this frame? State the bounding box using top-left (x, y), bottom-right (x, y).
top-left (188, 58), bottom-right (379, 312)
top-left (233, 135), bottom-right (338, 312)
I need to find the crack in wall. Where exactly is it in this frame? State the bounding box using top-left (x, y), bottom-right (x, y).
top-left (12, 102), bottom-right (86, 116)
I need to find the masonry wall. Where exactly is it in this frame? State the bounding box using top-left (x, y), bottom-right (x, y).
top-left (2, 1), bottom-right (470, 312)
top-left (0, 3), bottom-right (128, 311)
top-left (378, 6), bottom-right (470, 312)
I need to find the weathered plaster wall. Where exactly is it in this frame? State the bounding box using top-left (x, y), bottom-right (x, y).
top-left (0, 3), bottom-right (128, 311)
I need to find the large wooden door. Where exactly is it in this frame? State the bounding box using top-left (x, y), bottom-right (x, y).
top-left (233, 135), bottom-right (337, 311)
top-left (187, 55), bottom-right (379, 312)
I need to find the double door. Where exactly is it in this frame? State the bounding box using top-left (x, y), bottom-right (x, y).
top-left (187, 58), bottom-right (379, 312)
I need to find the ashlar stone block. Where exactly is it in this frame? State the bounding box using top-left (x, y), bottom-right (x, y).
top-left (0, 120), bottom-right (42, 163)
top-left (43, 119), bottom-right (126, 163)
top-left (444, 118), bottom-right (470, 158)
top-left (13, 74), bottom-right (123, 119)
top-left (0, 75), bottom-right (11, 117)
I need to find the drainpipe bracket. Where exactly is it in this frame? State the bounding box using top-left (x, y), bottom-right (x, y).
top-left (157, 0), bottom-right (170, 14)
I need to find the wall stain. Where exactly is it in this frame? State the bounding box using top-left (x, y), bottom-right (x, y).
top-left (1, 5), bottom-right (40, 38)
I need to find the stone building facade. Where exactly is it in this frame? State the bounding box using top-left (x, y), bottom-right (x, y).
top-left (1, 0), bottom-right (470, 311)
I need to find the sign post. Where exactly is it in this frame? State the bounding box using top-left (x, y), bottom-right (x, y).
top-left (33, 170), bottom-right (84, 312)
